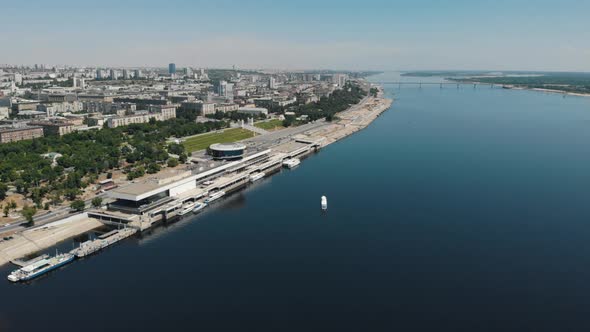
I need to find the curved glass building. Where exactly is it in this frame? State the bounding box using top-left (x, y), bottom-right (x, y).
top-left (208, 143), bottom-right (246, 160)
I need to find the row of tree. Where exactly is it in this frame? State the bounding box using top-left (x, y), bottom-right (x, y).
top-left (205, 110), bottom-right (267, 122)
top-left (289, 82), bottom-right (367, 121)
top-left (0, 117), bottom-right (229, 208)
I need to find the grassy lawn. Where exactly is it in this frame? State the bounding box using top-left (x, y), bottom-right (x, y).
top-left (255, 119), bottom-right (285, 130)
top-left (183, 128), bottom-right (256, 153)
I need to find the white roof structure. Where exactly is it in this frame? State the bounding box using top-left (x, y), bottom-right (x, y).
top-left (108, 149), bottom-right (271, 201)
top-left (22, 259), bottom-right (50, 272)
top-left (209, 142), bottom-right (246, 151)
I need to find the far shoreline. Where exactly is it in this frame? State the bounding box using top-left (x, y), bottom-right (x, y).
top-left (398, 71), bottom-right (590, 98)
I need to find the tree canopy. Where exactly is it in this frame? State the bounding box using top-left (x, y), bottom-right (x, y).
top-left (0, 117), bottom-right (227, 204)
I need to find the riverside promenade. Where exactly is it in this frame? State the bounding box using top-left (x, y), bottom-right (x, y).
top-left (0, 86), bottom-right (393, 268)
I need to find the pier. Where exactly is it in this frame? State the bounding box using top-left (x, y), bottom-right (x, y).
top-left (71, 228), bottom-right (137, 258)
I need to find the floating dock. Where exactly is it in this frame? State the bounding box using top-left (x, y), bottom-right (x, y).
top-left (70, 228), bottom-right (137, 258)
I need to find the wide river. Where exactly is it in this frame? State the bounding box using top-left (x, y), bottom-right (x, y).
top-left (2, 72), bottom-right (590, 331)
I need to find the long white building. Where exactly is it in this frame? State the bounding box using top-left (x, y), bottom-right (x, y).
top-left (107, 105), bottom-right (176, 128)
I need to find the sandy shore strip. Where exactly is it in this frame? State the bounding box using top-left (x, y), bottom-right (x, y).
top-left (0, 213), bottom-right (102, 267)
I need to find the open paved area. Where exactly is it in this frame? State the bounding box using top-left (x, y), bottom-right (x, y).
top-left (0, 214), bottom-right (102, 266)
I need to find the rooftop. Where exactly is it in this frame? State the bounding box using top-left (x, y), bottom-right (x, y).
top-left (0, 126), bottom-right (43, 133)
top-left (209, 142), bottom-right (247, 151)
top-left (109, 149), bottom-right (271, 201)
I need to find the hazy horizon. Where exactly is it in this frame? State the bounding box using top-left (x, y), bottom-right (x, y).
top-left (2, 0), bottom-right (589, 72)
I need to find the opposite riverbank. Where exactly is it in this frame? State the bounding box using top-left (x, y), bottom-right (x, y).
top-left (504, 85), bottom-right (590, 97)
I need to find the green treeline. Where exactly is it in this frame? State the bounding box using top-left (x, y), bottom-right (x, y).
top-left (0, 118), bottom-right (228, 206)
top-left (290, 82), bottom-right (367, 122)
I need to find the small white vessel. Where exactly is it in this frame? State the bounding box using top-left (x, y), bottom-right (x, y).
top-left (321, 195), bottom-right (328, 210)
top-left (192, 202), bottom-right (206, 213)
top-left (178, 202), bottom-right (197, 216)
top-left (205, 191), bottom-right (225, 204)
top-left (8, 252), bottom-right (75, 282)
top-left (250, 172), bottom-right (265, 182)
top-left (282, 158), bottom-right (300, 169)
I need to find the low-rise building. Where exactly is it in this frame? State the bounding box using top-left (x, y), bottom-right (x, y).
top-left (148, 104), bottom-right (177, 118)
top-left (214, 103), bottom-right (239, 113)
top-left (46, 93), bottom-right (77, 103)
top-left (298, 93), bottom-right (319, 104)
top-left (77, 94), bottom-right (115, 103)
top-left (169, 95), bottom-right (195, 103)
top-left (0, 106), bottom-right (9, 120)
top-left (14, 100), bottom-right (39, 112)
top-left (107, 105), bottom-right (176, 128)
top-left (0, 126), bottom-right (44, 143)
top-left (16, 110), bottom-right (46, 118)
top-left (63, 114), bottom-right (85, 126)
top-left (28, 120), bottom-right (76, 136)
top-left (83, 101), bottom-right (136, 114)
top-left (253, 97), bottom-right (273, 108)
top-left (87, 115), bottom-right (105, 127)
top-left (180, 101), bottom-right (216, 115)
top-left (237, 107), bottom-right (268, 116)
top-left (254, 97), bottom-right (296, 109)
top-left (113, 97), bottom-right (169, 108)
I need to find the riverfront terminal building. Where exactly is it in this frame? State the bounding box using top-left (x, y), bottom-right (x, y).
top-left (208, 143), bottom-right (246, 160)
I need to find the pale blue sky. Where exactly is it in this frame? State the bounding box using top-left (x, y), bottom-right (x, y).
top-left (1, 0), bottom-right (589, 71)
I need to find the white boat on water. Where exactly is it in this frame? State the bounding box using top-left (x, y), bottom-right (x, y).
top-left (321, 195), bottom-right (328, 210)
top-left (250, 172), bottom-right (265, 182)
top-left (282, 158), bottom-right (300, 169)
top-left (205, 191), bottom-right (225, 204)
top-left (8, 252), bottom-right (75, 282)
top-left (192, 202), bottom-right (206, 213)
top-left (178, 202), bottom-right (197, 216)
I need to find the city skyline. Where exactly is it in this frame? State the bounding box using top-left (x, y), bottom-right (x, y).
top-left (2, 0), bottom-right (589, 72)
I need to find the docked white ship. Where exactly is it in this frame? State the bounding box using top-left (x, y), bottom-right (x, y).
top-left (205, 191), bottom-right (225, 204)
top-left (321, 195), bottom-right (328, 210)
top-left (178, 202), bottom-right (197, 216)
top-left (282, 158), bottom-right (300, 169)
top-left (8, 252), bottom-right (75, 282)
top-left (192, 202), bottom-right (206, 213)
top-left (249, 172), bottom-right (265, 182)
